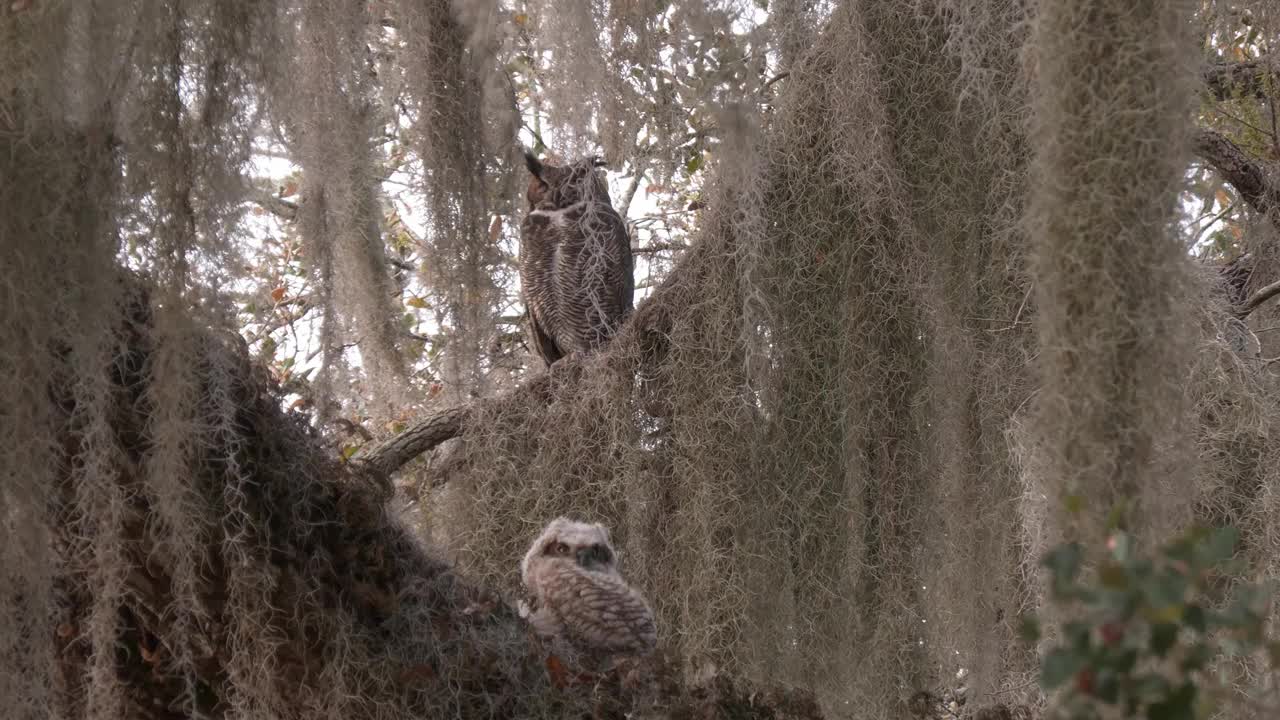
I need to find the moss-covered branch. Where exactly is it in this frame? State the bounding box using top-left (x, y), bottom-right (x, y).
top-left (43, 275), bottom-right (822, 720)
top-left (351, 266), bottom-right (680, 478)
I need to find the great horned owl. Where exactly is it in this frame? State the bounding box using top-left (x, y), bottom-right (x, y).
top-left (520, 517), bottom-right (657, 662)
top-left (519, 151), bottom-right (635, 367)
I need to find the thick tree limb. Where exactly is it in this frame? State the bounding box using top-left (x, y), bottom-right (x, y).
top-left (1197, 62), bottom-right (1280, 317)
top-left (352, 404), bottom-right (474, 476)
top-left (352, 276), bottom-right (679, 478)
top-left (1195, 129), bottom-right (1280, 316)
top-left (1203, 54), bottom-right (1277, 101)
top-left (1193, 129), bottom-right (1280, 220)
top-left (350, 355), bottom-right (568, 478)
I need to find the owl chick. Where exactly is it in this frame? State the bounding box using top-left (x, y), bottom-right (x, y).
top-left (519, 151), bottom-right (635, 367)
top-left (520, 517), bottom-right (657, 663)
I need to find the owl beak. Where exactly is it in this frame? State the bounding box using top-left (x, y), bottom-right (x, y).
top-left (576, 546), bottom-right (606, 570)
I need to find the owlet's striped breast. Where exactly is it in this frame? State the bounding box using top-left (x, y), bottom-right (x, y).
top-left (520, 517), bottom-right (657, 658)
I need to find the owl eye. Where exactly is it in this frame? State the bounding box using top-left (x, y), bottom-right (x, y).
top-left (547, 541), bottom-right (570, 556)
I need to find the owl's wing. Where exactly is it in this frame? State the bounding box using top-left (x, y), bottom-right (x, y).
top-left (543, 569), bottom-right (657, 656)
top-left (528, 603), bottom-right (565, 640)
top-left (520, 211), bottom-right (566, 366)
top-left (604, 205), bottom-right (635, 316)
top-left (526, 305), bottom-right (564, 366)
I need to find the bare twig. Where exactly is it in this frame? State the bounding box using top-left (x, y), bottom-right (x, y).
top-left (1191, 201), bottom-right (1237, 248)
top-left (762, 71), bottom-right (790, 90)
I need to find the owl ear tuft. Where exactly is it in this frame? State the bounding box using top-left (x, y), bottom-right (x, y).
top-left (524, 148), bottom-right (544, 179)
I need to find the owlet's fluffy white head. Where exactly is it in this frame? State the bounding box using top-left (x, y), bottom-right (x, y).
top-left (519, 516), bottom-right (656, 659)
top-left (520, 516), bottom-right (617, 586)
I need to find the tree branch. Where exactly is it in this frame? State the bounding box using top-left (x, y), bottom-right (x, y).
top-left (251, 188), bottom-right (300, 221)
top-left (620, 158), bottom-right (648, 217)
top-left (1192, 129), bottom-right (1280, 220)
top-left (1242, 278), bottom-right (1280, 318)
top-left (351, 404), bottom-right (473, 476)
top-left (51, 275), bottom-right (832, 719)
top-left (337, 59), bottom-right (1280, 479)
top-left (1191, 132), bottom-right (1280, 317)
top-left (761, 71), bottom-right (791, 91)
top-left (351, 274), bottom-right (680, 477)
top-left (1203, 54), bottom-right (1277, 101)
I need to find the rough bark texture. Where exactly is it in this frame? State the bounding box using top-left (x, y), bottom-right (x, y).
top-left (1194, 129), bottom-right (1280, 221)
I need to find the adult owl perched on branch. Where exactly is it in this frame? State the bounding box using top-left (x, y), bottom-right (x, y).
top-left (520, 517), bottom-right (657, 663)
top-left (519, 150), bottom-right (635, 367)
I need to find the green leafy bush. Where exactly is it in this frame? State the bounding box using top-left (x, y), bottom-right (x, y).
top-left (1026, 527), bottom-right (1278, 720)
